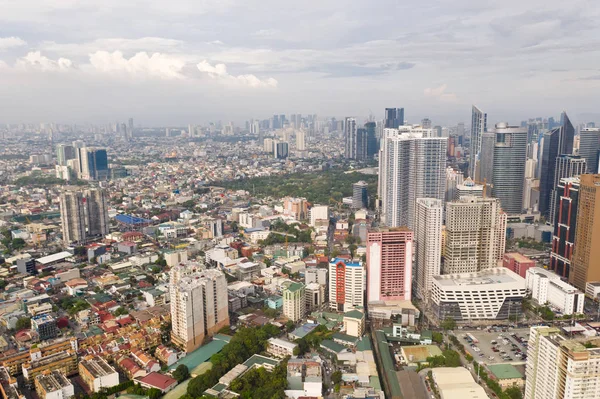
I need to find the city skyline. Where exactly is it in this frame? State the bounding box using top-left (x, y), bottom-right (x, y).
top-left (1, 1), bottom-right (600, 124)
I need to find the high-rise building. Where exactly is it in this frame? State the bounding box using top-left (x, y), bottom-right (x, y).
top-left (60, 188), bottom-right (109, 244)
top-left (77, 148), bottom-right (109, 180)
top-left (56, 144), bottom-right (75, 166)
top-left (525, 326), bottom-right (600, 399)
top-left (421, 118), bottom-right (432, 129)
top-left (443, 196), bottom-right (507, 274)
top-left (296, 130), bottom-right (306, 151)
top-left (454, 177), bottom-right (484, 200)
top-left (384, 108), bottom-right (404, 128)
top-left (569, 174), bottom-right (600, 290)
top-left (539, 113), bottom-right (575, 217)
top-left (469, 105), bottom-right (487, 178)
top-left (283, 282), bottom-right (306, 322)
top-left (356, 127), bottom-right (368, 160)
top-left (308, 205), bottom-right (329, 226)
top-left (579, 128), bottom-right (600, 174)
top-left (170, 264), bottom-right (229, 352)
top-left (445, 167), bottom-right (464, 203)
top-left (491, 123), bottom-right (528, 214)
top-left (548, 155), bottom-right (586, 226)
top-left (352, 181), bottom-right (368, 209)
top-left (328, 258), bottom-right (365, 311)
top-left (550, 177), bottom-right (580, 278)
top-left (365, 122), bottom-right (378, 158)
top-left (415, 198), bottom-right (443, 302)
top-left (476, 131), bottom-right (495, 185)
top-left (283, 197), bottom-right (308, 220)
top-left (344, 117), bottom-right (357, 159)
top-left (378, 127), bottom-right (447, 229)
top-left (366, 228), bottom-right (413, 303)
top-left (275, 142), bottom-right (289, 159)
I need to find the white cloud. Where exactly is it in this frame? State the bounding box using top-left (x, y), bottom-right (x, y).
top-left (88, 50), bottom-right (186, 79)
top-left (197, 60), bottom-right (277, 88)
top-left (424, 84), bottom-right (458, 102)
top-left (40, 37), bottom-right (184, 57)
top-left (0, 36), bottom-right (26, 50)
top-left (15, 51), bottom-right (74, 71)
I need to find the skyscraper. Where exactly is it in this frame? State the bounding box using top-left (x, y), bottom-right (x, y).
top-left (60, 188), bottom-right (109, 244)
top-left (56, 144), bottom-right (75, 166)
top-left (477, 131), bottom-right (495, 185)
top-left (170, 264), bottom-right (229, 353)
top-left (443, 196), bottom-right (507, 274)
top-left (421, 118), bottom-right (432, 129)
top-left (275, 142), bottom-right (289, 159)
top-left (550, 176), bottom-right (580, 278)
top-left (328, 258), bottom-right (365, 311)
top-left (283, 282), bottom-right (306, 322)
top-left (352, 181), bottom-right (368, 209)
top-left (378, 127), bottom-right (447, 229)
top-left (491, 123), bottom-right (528, 214)
top-left (296, 130), bottom-right (306, 151)
top-left (539, 113), bottom-right (575, 217)
top-left (384, 108), bottom-right (404, 128)
top-left (365, 121), bottom-right (378, 157)
top-left (548, 155), bottom-right (586, 226)
top-left (344, 117), bottom-right (357, 159)
top-left (469, 105), bottom-right (487, 178)
top-left (366, 228), bottom-right (414, 303)
top-left (415, 198), bottom-right (443, 302)
top-left (569, 174), bottom-right (600, 290)
top-left (579, 128), bottom-right (600, 174)
top-left (356, 127), bottom-right (368, 160)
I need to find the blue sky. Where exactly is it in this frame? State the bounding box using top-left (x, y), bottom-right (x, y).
top-left (1, 0), bottom-right (599, 126)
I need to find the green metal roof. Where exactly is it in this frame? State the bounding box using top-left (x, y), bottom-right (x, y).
top-left (487, 364), bottom-right (524, 380)
top-left (332, 332), bottom-right (359, 344)
top-left (243, 354), bottom-right (280, 369)
top-left (343, 310), bottom-right (364, 319)
top-left (320, 339), bottom-right (346, 353)
top-left (285, 282), bottom-right (305, 293)
top-left (375, 330), bottom-right (403, 399)
top-left (356, 335), bottom-right (372, 352)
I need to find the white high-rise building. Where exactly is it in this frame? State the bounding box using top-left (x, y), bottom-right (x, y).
top-left (170, 264), bottom-right (229, 353)
top-left (296, 130), bottom-right (306, 151)
top-left (378, 127), bottom-right (447, 229)
top-left (329, 258), bottom-right (365, 312)
top-left (525, 326), bottom-right (600, 399)
top-left (308, 205), bottom-right (329, 226)
top-left (525, 267), bottom-right (584, 315)
top-left (283, 282), bottom-right (306, 322)
top-left (443, 196), bottom-right (507, 274)
top-left (469, 105), bottom-right (487, 177)
top-left (415, 198), bottom-right (443, 302)
top-left (445, 167), bottom-right (464, 203)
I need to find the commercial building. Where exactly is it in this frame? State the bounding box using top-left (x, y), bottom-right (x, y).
top-left (352, 181), bottom-right (368, 209)
top-left (525, 326), bottom-right (600, 399)
top-left (384, 107), bottom-right (404, 128)
top-left (78, 356), bottom-right (119, 393)
top-left (344, 117), bottom-right (357, 159)
top-left (432, 367), bottom-right (487, 399)
top-left (431, 268), bottom-right (526, 322)
top-left (503, 252), bottom-right (536, 278)
top-left (31, 314), bottom-right (58, 341)
top-left (443, 196), bottom-right (507, 274)
top-left (283, 197), bottom-right (308, 220)
top-left (469, 105), bottom-right (487, 178)
top-left (275, 142), bottom-right (289, 159)
top-left (76, 147), bottom-right (109, 181)
top-left (414, 198), bottom-right (443, 302)
top-left (548, 155), bottom-right (586, 226)
top-left (60, 188), bottom-right (109, 244)
top-left (570, 174), bottom-right (600, 290)
top-left (34, 370), bottom-right (74, 399)
top-left (454, 177), bottom-right (484, 200)
top-left (378, 127), bottom-right (447, 229)
top-left (579, 128), bottom-right (600, 174)
top-left (308, 205), bottom-right (329, 226)
top-left (366, 228), bottom-right (413, 302)
top-left (328, 258), bottom-right (365, 311)
top-left (550, 176), bottom-right (580, 278)
top-left (283, 282), bottom-right (306, 322)
top-left (305, 282), bottom-right (324, 312)
top-left (170, 264), bottom-right (229, 352)
top-left (491, 123), bottom-right (528, 214)
top-left (526, 267), bottom-right (584, 315)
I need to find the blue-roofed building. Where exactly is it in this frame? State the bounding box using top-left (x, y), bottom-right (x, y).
top-left (114, 214), bottom-right (152, 225)
top-left (289, 323), bottom-right (319, 340)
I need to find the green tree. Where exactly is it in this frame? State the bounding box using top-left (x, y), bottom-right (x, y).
top-left (331, 371), bottom-right (342, 384)
top-left (15, 317), bottom-right (31, 330)
top-left (504, 386), bottom-right (523, 399)
top-left (147, 388), bottom-right (161, 399)
top-left (441, 317), bottom-right (456, 331)
top-left (285, 320), bottom-right (296, 332)
top-left (11, 238), bottom-right (26, 250)
top-left (173, 364), bottom-right (190, 383)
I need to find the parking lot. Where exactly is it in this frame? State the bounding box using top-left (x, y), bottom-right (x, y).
top-left (457, 328), bottom-right (530, 365)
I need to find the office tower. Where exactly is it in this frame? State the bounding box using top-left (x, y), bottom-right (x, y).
top-left (275, 142), bottom-right (289, 159)
top-left (81, 148), bottom-right (109, 180)
top-left (279, 114), bottom-right (286, 127)
top-left (469, 105), bottom-right (487, 177)
top-left (283, 282), bottom-right (306, 322)
top-left (570, 174), bottom-right (600, 290)
top-left (539, 114), bottom-right (576, 216)
top-left (579, 128), bottom-right (600, 173)
top-left (454, 177), bottom-right (484, 200)
top-left (525, 326), bottom-right (600, 399)
top-left (384, 108), bottom-right (404, 128)
top-left (344, 117), bottom-right (357, 159)
top-left (491, 123), bottom-right (528, 214)
top-left (128, 117), bottom-right (133, 132)
top-left (188, 124), bottom-right (195, 137)
top-left (548, 155), bottom-right (586, 225)
top-left (457, 122), bottom-right (465, 137)
top-left (356, 127), bottom-right (368, 160)
top-left (443, 196), bottom-right (507, 274)
top-left (328, 258), bottom-right (365, 311)
top-left (365, 122), bottom-right (378, 157)
top-left (476, 132), bottom-right (495, 185)
top-left (271, 115), bottom-right (280, 129)
top-left (60, 188), bottom-right (109, 244)
top-left (56, 144), bottom-right (75, 166)
top-left (421, 118), bottom-right (432, 129)
top-left (60, 191), bottom-right (86, 244)
top-left (85, 188), bottom-right (109, 238)
top-left (415, 198), bottom-right (443, 302)
top-left (366, 228), bottom-right (414, 302)
top-left (378, 127), bottom-right (447, 229)
top-left (433, 125), bottom-right (442, 137)
top-left (170, 264), bottom-right (229, 352)
top-left (550, 177), bottom-right (580, 278)
top-left (352, 181), bottom-right (368, 209)
top-left (445, 167), bottom-right (464, 203)
top-left (263, 138), bottom-right (274, 153)
top-left (165, 128), bottom-right (171, 137)
top-left (296, 130), bottom-right (306, 151)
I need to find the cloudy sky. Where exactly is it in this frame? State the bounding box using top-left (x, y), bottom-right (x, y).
top-left (1, 0), bottom-right (599, 126)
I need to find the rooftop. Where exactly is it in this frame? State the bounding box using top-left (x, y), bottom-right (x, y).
top-left (487, 364), bottom-right (524, 380)
top-left (35, 370), bottom-right (72, 393)
top-left (80, 356), bottom-right (117, 378)
top-left (36, 251), bottom-right (72, 265)
top-left (139, 372), bottom-right (177, 390)
top-left (434, 267), bottom-right (524, 287)
top-left (284, 282), bottom-right (305, 293)
top-left (330, 258), bottom-right (362, 267)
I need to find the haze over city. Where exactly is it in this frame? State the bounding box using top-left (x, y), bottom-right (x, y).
top-left (1, 0), bottom-right (600, 125)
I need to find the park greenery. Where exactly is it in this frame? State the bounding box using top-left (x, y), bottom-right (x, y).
top-left (417, 349), bottom-right (462, 371)
top-left (217, 170), bottom-right (378, 208)
top-left (186, 324), bottom-right (280, 398)
top-left (60, 297), bottom-right (91, 316)
top-left (294, 325), bottom-right (335, 356)
top-left (229, 360), bottom-right (288, 399)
